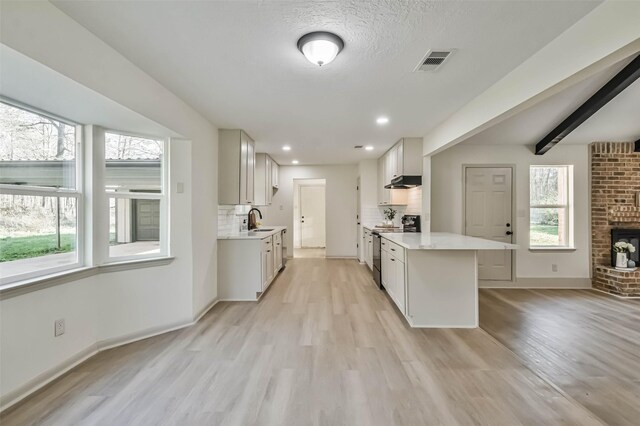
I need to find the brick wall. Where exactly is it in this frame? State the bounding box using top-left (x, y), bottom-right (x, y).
top-left (591, 142), bottom-right (640, 297)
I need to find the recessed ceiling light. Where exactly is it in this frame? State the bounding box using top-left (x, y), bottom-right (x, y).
top-left (292, 160), bottom-right (299, 164)
top-left (376, 117), bottom-right (389, 125)
top-left (297, 31), bottom-right (344, 67)
top-left (365, 146), bottom-right (374, 151)
top-left (282, 145), bottom-right (291, 151)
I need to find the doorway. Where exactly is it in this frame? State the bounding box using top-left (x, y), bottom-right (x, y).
top-left (464, 166), bottom-right (514, 281)
top-left (293, 179), bottom-right (326, 258)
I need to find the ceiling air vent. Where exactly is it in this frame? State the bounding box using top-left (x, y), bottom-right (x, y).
top-left (354, 145), bottom-right (363, 149)
top-left (414, 49), bottom-right (454, 72)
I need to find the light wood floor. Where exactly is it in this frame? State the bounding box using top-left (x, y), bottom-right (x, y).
top-left (480, 289), bottom-right (640, 426)
top-left (2, 259), bottom-right (601, 425)
top-left (293, 248), bottom-right (326, 258)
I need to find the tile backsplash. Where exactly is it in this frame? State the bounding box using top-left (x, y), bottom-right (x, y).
top-left (218, 205), bottom-right (251, 234)
top-left (363, 187), bottom-right (422, 227)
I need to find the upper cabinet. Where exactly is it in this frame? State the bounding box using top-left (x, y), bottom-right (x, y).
top-left (255, 153), bottom-right (279, 206)
top-left (377, 137), bottom-right (422, 206)
top-left (219, 129), bottom-right (255, 205)
top-left (272, 161), bottom-right (279, 189)
top-left (386, 137), bottom-right (422, 181)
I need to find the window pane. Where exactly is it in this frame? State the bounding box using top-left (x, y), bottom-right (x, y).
top-left (0, 194), bottom-right (77, 278)
top-left (105, 132), bottom-right (162, 193)
top-left (0, 102), bottom-right (77, 189)
top-left (530, 207), bottom-right (568, 246)
top-left (530, 166), bottom-right (567, 205)
top-left (109, 197), bottom-right (161, 257)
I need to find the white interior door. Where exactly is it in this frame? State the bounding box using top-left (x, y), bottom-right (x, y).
top-left (465, 167), bottom-right (513, 281)
top-left (300, 185), bottom-right (326, 248)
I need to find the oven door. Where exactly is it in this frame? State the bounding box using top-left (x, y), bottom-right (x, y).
top-left (372, 232), bottom-right (382, 288)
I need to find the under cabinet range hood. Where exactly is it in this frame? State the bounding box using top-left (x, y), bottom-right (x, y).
top-left (384, 175), bottom-right (422, 189)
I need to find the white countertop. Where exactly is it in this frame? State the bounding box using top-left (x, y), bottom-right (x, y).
top-left (218, 226), bottom-right (287, 240)
top-left (381, 232), bottom-right (518, 250)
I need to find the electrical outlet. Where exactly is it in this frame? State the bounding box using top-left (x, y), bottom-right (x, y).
top-left (54, 319), bottom-right (65, 337)
top-left (551, 264), bottom-right (558, 273)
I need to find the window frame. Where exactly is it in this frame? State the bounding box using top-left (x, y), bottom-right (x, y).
top-left (529, 165), bottom-right (574, 249)
top-left (102, 129), bottom-right (169, 264)
top-left (0, 99), bottom-right (84, 285)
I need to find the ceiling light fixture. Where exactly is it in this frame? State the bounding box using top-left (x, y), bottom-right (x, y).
top-left (376, 117), bottom-right (389, 125)
top-left (282, 145), bottom-right (291, 151)
top-left (297, 31), bottom-right (344, 67)
top-left (365, 146), bottom-right (374, 151)
top-left (292, 160), bottom-right (299, 164)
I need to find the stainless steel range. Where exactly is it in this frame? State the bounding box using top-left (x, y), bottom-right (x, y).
top-left (372, 215), bottom-right (420, 289)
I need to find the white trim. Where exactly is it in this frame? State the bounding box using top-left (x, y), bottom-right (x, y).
top-left (528, 246), bottom-right (576, 252)
top-left (0, 344), bottom-right (99, 412)
top-left (0, 257), bottom-right (175, 300)
top-left (0, 297), bottom-right (220, 413)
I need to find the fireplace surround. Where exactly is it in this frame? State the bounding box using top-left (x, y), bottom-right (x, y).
top-left (591, 142), bottom-right (640, 297)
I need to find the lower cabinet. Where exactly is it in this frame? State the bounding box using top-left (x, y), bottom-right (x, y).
top-left (218, 230), bottom-right (286, 301)
top-left (363, 228), bottom-right (373, 270)
top-left (381, 238), bottom-right (406, 314)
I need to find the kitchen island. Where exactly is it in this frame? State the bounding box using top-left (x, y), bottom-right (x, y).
top-left (380, 232), bottom-right (516, 328)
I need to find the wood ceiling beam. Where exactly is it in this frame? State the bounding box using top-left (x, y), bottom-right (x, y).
top-left (536, 54), bottom-right (640, 155)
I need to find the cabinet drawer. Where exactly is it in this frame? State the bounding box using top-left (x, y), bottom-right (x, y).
top-left (380, 239), bottom-right (389, 253)
top-left (262, 237), bottom-right (273, 251)
top-left (386, 240), bottom-right (405, 262)
top-left (273, 232), bottom-right (282, 245)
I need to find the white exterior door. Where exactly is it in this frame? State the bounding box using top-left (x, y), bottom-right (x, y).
top-left (465, 167), bottom-right (513, 281)
top-left (300, 185), bottom-right (326, 248)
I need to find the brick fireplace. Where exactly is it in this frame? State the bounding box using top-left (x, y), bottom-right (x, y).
top-left (591, 142), bottom-right (640, 297)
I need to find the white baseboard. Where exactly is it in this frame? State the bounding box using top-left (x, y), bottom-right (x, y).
top-left (0, 344), bottom-right (98, 412)
top-left (480, 277), bottom-right (591, 289)
top-left (0, 298), bottom-right (220, 413)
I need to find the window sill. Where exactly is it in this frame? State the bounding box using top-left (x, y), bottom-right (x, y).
top-left (529, 247), bottom-right (576, 252)
top-left (0, 256), bottom-right (175, 300)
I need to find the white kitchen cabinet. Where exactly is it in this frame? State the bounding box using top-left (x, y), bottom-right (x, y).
top-left (254, 153), bottom-right (277, 206)
top-left (378, 151), bottom-right (409, 206)
top-left (272, 160), bottom-right (279, 189)
top-left (362, 228), bottom-right (373, 269)
top-left (218, 129), bottom-right (255, 205)
top-left (274, 231), bottom-right (283, 273)
top-left (381, 236), bottom-right (406, 315)
top-left (218, 228), bottom-right (287, 301)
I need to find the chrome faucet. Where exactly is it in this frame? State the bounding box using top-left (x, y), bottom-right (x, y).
top-left (248, 208), bottom-right (262, 230)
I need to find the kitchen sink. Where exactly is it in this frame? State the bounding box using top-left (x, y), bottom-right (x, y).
top-left (251, 228), bottom-right (274, 232)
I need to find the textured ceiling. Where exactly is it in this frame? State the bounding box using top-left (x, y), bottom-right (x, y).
top-left (53, 0), bottom-right (601, 164)
top-left (464, 56), bottom-right (640, 147)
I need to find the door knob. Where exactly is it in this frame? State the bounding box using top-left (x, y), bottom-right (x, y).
top-left (506, 231), bottom-right (513, 235)
top-left (506, 223), bottom-right (511, 227)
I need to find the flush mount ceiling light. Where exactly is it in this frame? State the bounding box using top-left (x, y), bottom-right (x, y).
top-left (292, 160), bottom-right (299, 164)
top-left (376, 117), bottom-right (389, 125)
top-left (282, 145), bottom-right (291, 151)
top-left (297, 31), bottom-right (344, 67)
top-left (365, 146), bottom-right (374, 151)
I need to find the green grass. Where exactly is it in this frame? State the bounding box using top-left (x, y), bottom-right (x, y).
top-left (530, 224), bottom-right (559, 245)
top-left (0, 234), bottom-right (75, 262)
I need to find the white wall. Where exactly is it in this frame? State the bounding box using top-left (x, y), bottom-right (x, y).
top-left (0, 1), bottom-right (218, 406)
top-left (431, 143), bottom-right (590, 281)
top-left (260, 165), bottom-right (358, 258)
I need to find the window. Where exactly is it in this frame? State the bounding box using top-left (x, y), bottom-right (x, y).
top-left (104, 131), bottom-right (167, 261)
top-left (0, 101), bottom-right (82, 283)
top-left (529, 165), bottom-right (573, 248)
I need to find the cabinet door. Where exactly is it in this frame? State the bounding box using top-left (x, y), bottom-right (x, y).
top-left (266, 156), bottom-right (273, 205)
top-left (395, 260), bottom-right (405, 313)
top-left (396, 141), bottom-right (404, 176)
top-left (381, 250), bottom-right (389, 287)
top-left (386, 252), bottom-right (397, 302)
top-left (378, 156), bottom-right (389, 205)
top-left (246, 135), bottom-right (255, 204)
top-left (274, 233), bottom-right (283, 272)
top-left (261, 248), bottom-right (269, 291)
top-left (239, 136), bottom-right (248, 205)
top-left (367, 235), bottom-right (373, 267)
top-left (272, 161), bottom-right (279, 188)
top-left (267, 247), bottom-right (274, 283)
